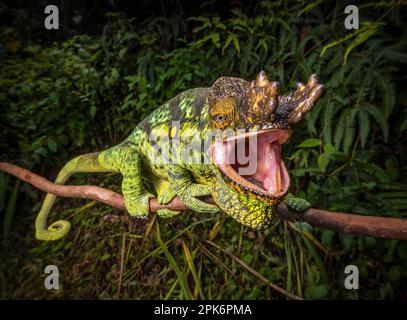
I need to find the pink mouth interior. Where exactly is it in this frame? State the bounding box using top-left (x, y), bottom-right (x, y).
top-left (212, 129), bottom-right (291, 197)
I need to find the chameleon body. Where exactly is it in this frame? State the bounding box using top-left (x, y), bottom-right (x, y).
top-left (35, 71), bottom-right (325, 241)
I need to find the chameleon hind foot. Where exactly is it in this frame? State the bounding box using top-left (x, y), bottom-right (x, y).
top-left (124, 192), bottom-right (155, 218)
top-left (151, 179), bottom-right (182, 218)
top-left (154, 179), bottom-right (178, 205)
top-left (156, 191), bottom-right (183, 217)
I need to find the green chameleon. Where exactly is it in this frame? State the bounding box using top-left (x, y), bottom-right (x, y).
top-left (35, 71), bottom-right (325, 241)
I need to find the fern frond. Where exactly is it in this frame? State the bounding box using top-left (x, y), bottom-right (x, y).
top-left (358, 109), bottom-right (370, 148)
top-left (343, 108), bottom-right (358, 154)
top-left (297, 0), bottom-right (325, 18)
top-left (320, 22), bottom-right (383, 65)
top-left (306, 99), bottom-right (323, 136)
top-left (320, 22), bottom-right (372, 57)
top-left (365, 103), bottom-right (389, 141)
top-left (372, 71), bottom-right (395, 118)
top-left (322, 95), bottom-right (335, 144)
top-left (334, 110), bottom-right (347, 151)
top-left (343, 23), bottom-right (382, 65)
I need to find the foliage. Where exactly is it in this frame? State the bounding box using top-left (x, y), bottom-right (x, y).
top-left (1, 0), bottom-right (406, 299)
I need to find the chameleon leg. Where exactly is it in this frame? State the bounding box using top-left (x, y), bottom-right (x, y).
top-left (98, 143), bottom-right (154, 218)
top-left (154, 179), bottom-right (177, 205)
top-left (283, 193), bottom-right (311, 212)
top-left (283, 193), bottom-right (312, 232)
top-left (153, 179), bottom-right (182, 218)
top-left (35, 152), bottom-right (113, 241)
top-left (167, 166), bottom-right (220, 214)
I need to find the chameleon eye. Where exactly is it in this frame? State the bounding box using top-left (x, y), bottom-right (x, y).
top-left (214, 114), bottom-right (227, 122)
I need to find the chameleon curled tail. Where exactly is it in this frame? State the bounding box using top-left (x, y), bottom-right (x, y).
top-left (35, 152), bottom-right (113, 241)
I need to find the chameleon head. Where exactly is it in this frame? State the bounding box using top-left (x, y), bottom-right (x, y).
top-left (207, 71), bottom-right (325, 227)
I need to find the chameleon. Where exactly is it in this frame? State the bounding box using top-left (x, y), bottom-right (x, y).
top-left (35, 71), bottom-right (325, 241)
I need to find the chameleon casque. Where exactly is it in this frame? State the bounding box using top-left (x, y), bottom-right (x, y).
top-left (35, 71), bottom-right (325, 241)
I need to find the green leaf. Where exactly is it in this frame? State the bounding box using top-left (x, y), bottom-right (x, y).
top-left (334, 111), bottom-right (347, 151)
top-left (358, 109), bottom-right (370, 148)
top-left (118, 48), bottom-right (127, 60)
top-left (343, 108), bottom-right (358, 154)
top-left (297, 0), bottom-right (325, 18)
top-left (318, 153), bottom-right (331, 172)
top-left (372, 71), bottom-right (395, 118)
top-left (306, 98), bottom-right (323, 136)
top-left (232, 35), bottom-right (240, 54)
top-left (255, 39), bottom-right (268, 51)
top-left (322, 96), bottom-right (336, 144)
top-left (323, 143), bottom-right (335, 153)
top-left (89, 105), bottom-right (97, 119)
top-left (47, 139), bottom-right (58, 152)
top-left (222, 33), bottom-right (240, 55)
top-left (297, 138), bottom-right (321, 148)
top-left (305, 284), bottom-right (330, 299)
top-left (343, 23), bottom-right (379, 65)
top-left (320, 22), bottom-right (378, 60)
top-left (388, 265), bottom-right (402, 281)
top-left (211, 32), bottom-right (221, 48)
top-left (100, 254), bottom-right (111, 261)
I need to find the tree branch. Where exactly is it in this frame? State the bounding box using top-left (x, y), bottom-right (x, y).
top-left (1, 162), bottom-right (406, 240)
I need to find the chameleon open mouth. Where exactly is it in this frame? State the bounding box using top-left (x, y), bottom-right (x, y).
top-left (212, 129), bottom-right (292, 198)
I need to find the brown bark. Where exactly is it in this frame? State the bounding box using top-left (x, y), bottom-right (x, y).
top-left (1, 161), bottom-right (406, 240)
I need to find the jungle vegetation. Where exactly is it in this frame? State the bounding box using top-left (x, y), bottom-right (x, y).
top-left (0, 0), bottom-right (406, 299)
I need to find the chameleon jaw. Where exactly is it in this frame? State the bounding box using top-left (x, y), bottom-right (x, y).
top-left (212, 129), bottom-right (291, 199)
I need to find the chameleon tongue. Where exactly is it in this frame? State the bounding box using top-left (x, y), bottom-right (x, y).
top-left (276, 165), bottom-right (281, 191)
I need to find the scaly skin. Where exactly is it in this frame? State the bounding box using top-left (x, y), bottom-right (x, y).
top-left (35, 72), bottom-right (324, 241)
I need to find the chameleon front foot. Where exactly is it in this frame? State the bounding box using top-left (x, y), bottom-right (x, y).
top-left (283, 195), bottom-right (311, 212)
top-left (284, 195), bottom-right (313, 232)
